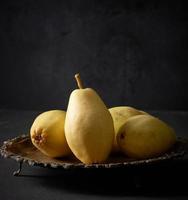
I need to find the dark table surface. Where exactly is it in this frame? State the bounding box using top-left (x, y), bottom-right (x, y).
top-left (0, 109), bottom-right (188, 200)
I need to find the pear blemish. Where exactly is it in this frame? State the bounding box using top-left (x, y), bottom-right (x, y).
top-left (120, 132), bottom-right (125, 140)
top-left (31, 129), bottom-right (47, 146)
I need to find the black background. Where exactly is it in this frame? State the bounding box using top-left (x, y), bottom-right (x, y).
top-left (0, 0), bottom-right (188, 111)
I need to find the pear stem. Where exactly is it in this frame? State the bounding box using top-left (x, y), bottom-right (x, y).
top-left (75, 73), bottom-right (84, 89)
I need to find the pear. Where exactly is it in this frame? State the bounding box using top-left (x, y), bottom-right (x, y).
top-left (65, 74), bottom-right (114, 164)
top-left (109, 106), bottom-right (146, 152)
top-left (30, 110), bottom-right (71, 157)
top-left (116, 115), bottom-right (177, 159)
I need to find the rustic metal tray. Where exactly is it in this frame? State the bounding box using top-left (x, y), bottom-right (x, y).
top-left (0, 135), bottom-right (187, 176)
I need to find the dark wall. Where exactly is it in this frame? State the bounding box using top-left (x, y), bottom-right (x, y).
top-left (0, 0), bottom-right (188, 111)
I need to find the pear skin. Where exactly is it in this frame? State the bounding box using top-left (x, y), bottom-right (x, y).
top-left (65, 74), bottom-right (114, 164)
top-left (117, 115), bottom-right (177, 159)
top-left (30, 110), bottom-right (71, 157)
top-left (109, 106), bottom-right (146, 152)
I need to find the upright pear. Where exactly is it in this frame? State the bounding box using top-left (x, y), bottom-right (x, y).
top-left (65, 74), bottom-right (114, 164)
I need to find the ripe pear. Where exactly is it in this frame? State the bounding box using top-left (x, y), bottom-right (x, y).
top-left (65, 74), bottom-right (114, 164)
top-left (117, 115), bottom-right (177, 159)
top-left (30, 110), bottom-right (71, 157)
top-left (109, 106), bottom-right (146, 152)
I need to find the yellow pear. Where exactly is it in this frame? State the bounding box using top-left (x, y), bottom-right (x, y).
top-left (30, 110), bottom-right (71, 157)
top-left (65, 74), bottom-right (114, 164)
top-left (139, 110), bottom-right (150, 115)
top-left (109, 106), bottom-right (146, 152)
top-left (117, 115), bottom-right (177, 159)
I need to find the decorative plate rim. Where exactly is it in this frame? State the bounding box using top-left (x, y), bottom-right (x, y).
top-left (0, 134), bottom-right (186, 169)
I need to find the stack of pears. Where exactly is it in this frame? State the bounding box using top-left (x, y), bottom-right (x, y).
top-left (30, 74), bottom-right (177, 164)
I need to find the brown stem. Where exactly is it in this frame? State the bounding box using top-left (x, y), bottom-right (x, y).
top-left (75, 73), bottom-right (84, 89)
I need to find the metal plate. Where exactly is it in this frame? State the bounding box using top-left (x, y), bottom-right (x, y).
top-left (0, 135), bottom-right (186, 169)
